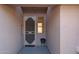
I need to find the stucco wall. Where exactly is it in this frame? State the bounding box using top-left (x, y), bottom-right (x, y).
top-left (0, 5), bottom-right (23, 53)
top-left (60, 5), bottom-right (79, 54)
top-left (47, 6), bottom-right (60, 54)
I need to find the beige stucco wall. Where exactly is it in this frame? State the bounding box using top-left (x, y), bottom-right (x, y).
top-left (0, 5), bottom-right (23, 53)
top-left (47, 5), bottom-right (79, 54)
top-left (60, 5), bottom-right (79, 54)
top-left (47, 6), bottom-right (60, 54)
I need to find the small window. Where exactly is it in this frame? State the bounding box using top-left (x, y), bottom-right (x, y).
top-left (37, 23), bottom-right (43, 33)
top-left (37, 16), bottom-right (44, 33)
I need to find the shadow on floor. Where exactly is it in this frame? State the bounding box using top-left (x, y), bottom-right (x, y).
top-left (19, 46), bottom-right (50, 54)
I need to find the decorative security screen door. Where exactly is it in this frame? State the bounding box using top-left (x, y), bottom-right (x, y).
top-left (24, 16), bottom-right (36, 46)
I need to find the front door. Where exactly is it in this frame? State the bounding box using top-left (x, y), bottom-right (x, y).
top-left (24, 16), bottom-right (36, 46)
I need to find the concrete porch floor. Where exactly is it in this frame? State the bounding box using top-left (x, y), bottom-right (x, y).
top-left (19, 46), bottom-right (50, 54)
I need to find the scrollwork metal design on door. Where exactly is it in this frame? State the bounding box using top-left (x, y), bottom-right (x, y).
top-left (25, 17), bottom-right (35, 44)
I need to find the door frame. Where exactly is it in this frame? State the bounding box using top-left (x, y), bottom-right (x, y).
top-left (23, 16), bottom-right (36, 46)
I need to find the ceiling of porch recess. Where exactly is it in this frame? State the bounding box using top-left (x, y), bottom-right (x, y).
top-left (22, 7), bottom-right (48, 14)
top-left (11, 4), bottom-right (56, 14)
